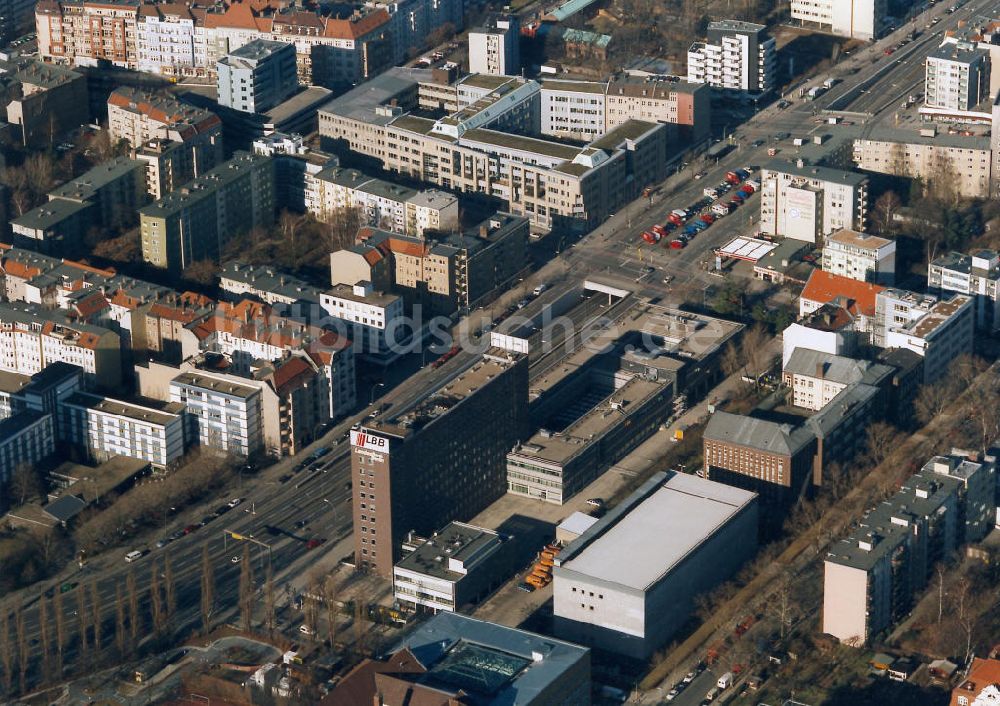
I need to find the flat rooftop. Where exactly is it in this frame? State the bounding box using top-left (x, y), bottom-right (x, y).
top-left (557, 471), bottom-right (756, 590)
top-left (394, 521), bottom-right (502, 581)
top-left (12, 199), bottom-right (91, 232)
top-left (325, 283), bottom-right (401, 307)
top-left (858, 127), bottom-right (991, 151)
top-left (364, 349), bottom-right (523, 437)
top-left (63, 392), bottom-right (184, 427)
top-left (827, 229), bottom-right (894, 251)
top-left (171, 370), bottom-right (260, 399)
top-left (762, 160), bottom-right (869, 187)
top-left (515, 375), bottom-right (664, 465)
top-left (319, 67), bottom-right (432, 125)
top-left (910, 295), bottom-right (969, 338)
top-left (48, 157), bottom-right (143, 203)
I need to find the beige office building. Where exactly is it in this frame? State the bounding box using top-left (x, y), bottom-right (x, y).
top-left (852, 131), bottom-right (993, 199)
top-left (319, 69), bottom-right (667, 233)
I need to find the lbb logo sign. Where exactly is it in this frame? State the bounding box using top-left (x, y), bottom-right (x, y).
top-left (352, 429), bottom-right (390, 454)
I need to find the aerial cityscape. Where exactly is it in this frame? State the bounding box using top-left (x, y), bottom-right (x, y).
top-left (0, 0), bottom-right (999, 704)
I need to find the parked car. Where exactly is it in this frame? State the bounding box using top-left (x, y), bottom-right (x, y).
top-left (125, 550), bottom-right (143, 563)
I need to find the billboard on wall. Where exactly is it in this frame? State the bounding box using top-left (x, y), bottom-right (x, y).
top-left (784, 185), bottom-right (820, 243)
top-left (351, 429), bottom-right (390, 454)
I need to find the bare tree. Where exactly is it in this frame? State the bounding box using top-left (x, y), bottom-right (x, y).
top-left (15, 605), bottom-right (26, 694)
top-left (164, 555), bottom-right (176, 627)
top-left (322, 576), bottom-right (339, 649)
top-left (54, 589), bottom-right (65, 674)
top-left (326, 206), bottom-right (366, 251)
top-left (90, 581), bottom-right (101, 653)
top-left (75, 584), bottom-right (90, 665)
top-left (200, 546), bottom-right (215, 635)
top-left (149, 559), bottom-right (164, 637)
top-left (127, 569), bottom-right (139, 649)
top-left (114, 583), bottom-right (126, 657)
top-left (965, 385), bottom-right (1000, 455)
top-left (864, 421), bottom-right (900, 468)
top-left (304, 593), bottom-right (319, 643)
top-left (937, 565), bottom-right (946, 625)
top-left (8, 463), bottom-right (43, 507)
top-left (0, 607), bottom-right (10, 695)
top-left (38, 596), bottom-right (51, 682)
top-left (955, 578), bottom-right (975, 665)
top-left (871, 191), bottom-right (902, 235)
top-left (239, 545), bottom-right (254, 632)
top-left (741, 324), bottom-right (770, 389)
top-left (264, 564), bottom-right (276, 637)
top-left (915, 379), bottom-right (956, 425)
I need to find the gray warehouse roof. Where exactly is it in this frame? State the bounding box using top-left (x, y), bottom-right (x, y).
top-left (556, 471), bottom-right (757, 591)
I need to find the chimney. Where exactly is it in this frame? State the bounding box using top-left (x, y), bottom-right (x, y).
top-left (479, 224), bottom-right (488, 238)
top-left (815, 362), bottom-right (824, 379)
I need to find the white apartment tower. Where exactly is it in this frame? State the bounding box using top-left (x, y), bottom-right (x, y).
top-left (925, 42), bottom-right (990, 113)
top-left (687, 20), bottom-right (775, 93)
top-left (790, 0), bottom-right (888, 41)
top-left (822, 229), bottom-right (895, 285)
top-left (468, 15), bottom-right (519, 76)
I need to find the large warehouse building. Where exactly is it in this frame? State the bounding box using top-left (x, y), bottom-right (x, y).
top-left (552, 471), bottom-right (758, 659)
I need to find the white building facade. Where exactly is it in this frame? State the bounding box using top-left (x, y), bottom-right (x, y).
top-left (822, 229), bottom-right (895, 284)
top-left (790, 0), bottom-right (887, 40)
top-left (687, 20), bottom-right (775, 93)
top-left (59, 392), bottom-right (187, 467)
top-left (170, 371), bottom-right (264, 457)
top-left (759, 164), bottom-right (869, 243)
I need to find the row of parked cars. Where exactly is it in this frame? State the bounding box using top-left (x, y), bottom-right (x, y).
top-left (640, 168), bottom-right (759, 250)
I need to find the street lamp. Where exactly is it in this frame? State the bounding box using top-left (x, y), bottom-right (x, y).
top-left (369, 382), bottom-right (385, 406)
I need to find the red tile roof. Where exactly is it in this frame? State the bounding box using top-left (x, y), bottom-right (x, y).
top-left (952, 658), bottom-right (1000, 706)
top-left (269, 355), bottom-right (315, 396)
top-left (800, 270), bottom-right (885, 317)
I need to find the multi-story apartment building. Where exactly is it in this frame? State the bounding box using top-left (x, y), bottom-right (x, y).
top-left (35, 0), bottom-right (140, 68)
top-left (11, 157), bottom-right (147, 254)
top-left (217, 39), bottom-right (298, 114)
top-left (319, 283), bottom-right (405, 358)
top-left (350, 350), bottom-right (529, 577)
top-left (135, 2), bottom-right (207, 77)
top-left (108, 86), bottom-right (223, 152)
top-left (0, 303), bottom-right (121, 389)
top-left (852, 130), bottom-right (993, 199)
top-left (139, 151), bottom-right (274, 273)
top-left (605, 74), bottom-right (710, 141)
top-left (59, 391), bottom-right (187, 467)
top-left (2, 58), bottom-right (89, 148)
top-left (782, 347), bottom-right (894, 412)
top-left (37, 0), bottom-right (395, 87)
top-left (319, 70), bottom-right (668, 233)
top-left (822, 229), bottom-right (895, 285)
top-left (798, 269), bottom-right (885, 345)
top-left (251, 132), bottom-right (336, 213)
top-left (790, 0), bottom-right (888, 40)
top-left (759, 162), bottom-right (869, 243)
top-left (9, 199), bottom-right (92, 256)
top-left (311, 165), bottom-right (458, 237)
top-left (928, 249), bottom-right (1000, 332)
top-left (687, 20), bottom-right (775, 94)
top-left (142, 292), bottom-right (216, 362)
top-left (354, 213), bottom-right (530, 314)
top-left (468, 14), bottom-right (518, 76)
top-left (553, 471), bottom-right (758, 660)
top-left (218, 261), bottom-right (321, 308)
top-left (926, 42), bottom-right (990, 113)
top-left (823, 452), bottom-right (995, 645)
top-left (538, 78), bottom-right (607, 141)
top-left (0, 410), bottom-right (56, 512)
top-left (169, 370), bottom-right (263, 457)
top-left (874, 290), bottom-right (973, 382)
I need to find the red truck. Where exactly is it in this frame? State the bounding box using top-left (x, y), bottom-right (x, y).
top-left (641, 231), bottom-right (660, 244)
top-left (651, 224), bottom-right (669, 238)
